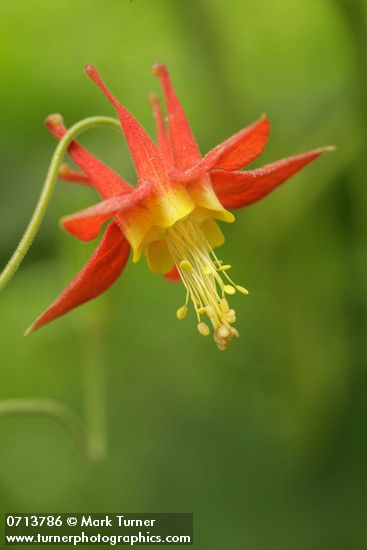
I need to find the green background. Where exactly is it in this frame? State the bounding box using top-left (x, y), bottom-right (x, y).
top-left (0, 0), bottom-right (366, 548)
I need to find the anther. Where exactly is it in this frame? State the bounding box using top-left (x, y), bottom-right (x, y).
top-left (197, 322), bottom-right (210, 336)
top-left (176, 306), bottom-right (188, 320)
top-left (180, 260), bottom-right (193, 272)
top-left (224, 284), bottom-right (236, 295)
top-left (219, 264), bottom-right (232, 271)
top-left (236, 285), bottom-right (249, 295)
top-left (217, 326), bottom-right (230, 339)
top-left (226, 309), bottom-right (236, 323)
top-left (203, 265), bottom-right (212, 275)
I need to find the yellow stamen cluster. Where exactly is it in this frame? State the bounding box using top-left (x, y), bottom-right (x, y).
top-left (165, 219), bottom-right (249, 350)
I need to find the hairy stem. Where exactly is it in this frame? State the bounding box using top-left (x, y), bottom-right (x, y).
top-left (0, 116), bottom-right (121, 291)
top-left (0, 115), bottom-right (121, 460)
top-left (0, 399), bottom-right (91, 457)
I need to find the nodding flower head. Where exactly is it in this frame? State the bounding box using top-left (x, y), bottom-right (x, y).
top-left (27, 63), bottom-right (334, 349)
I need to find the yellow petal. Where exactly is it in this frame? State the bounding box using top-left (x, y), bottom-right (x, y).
top-left (121, 184), bottom-right (196, 262)
top-left (118, 179), bottom-right (233, 263)
top-left (148, 184), bottom-right (195, 228)
top-left (116, 206), bottom-right (156, 262)
top-left (188, 179), bottom-right (235, 224)
top-left (200, 218), bottom-right (225, 249)
top-left (145, 239), bottom-right (174, 274)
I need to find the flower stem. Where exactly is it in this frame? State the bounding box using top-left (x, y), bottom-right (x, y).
top-left (0, 115), bottom-right (121, 460)
top-left (0, 116), bottom-right (121, 291)
top-left (0, 399), bottom-right (90, 457)
top-left (81, 313), bottom-right (108, 461)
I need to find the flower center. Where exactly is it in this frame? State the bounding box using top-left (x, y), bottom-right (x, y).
top-left (165, 218), bottom-right (249, 350)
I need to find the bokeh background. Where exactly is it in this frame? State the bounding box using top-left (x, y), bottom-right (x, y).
top-left (0, 0), bottom-right (366, 547)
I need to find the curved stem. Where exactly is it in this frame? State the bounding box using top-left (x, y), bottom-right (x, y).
top-left (0, 116), bottom-right (121, 291)
top-left (0, 399), bottom-right (92, 458)
top-left (0, 115), bottom-right (121, 460)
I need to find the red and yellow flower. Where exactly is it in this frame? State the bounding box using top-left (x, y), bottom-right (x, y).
top-left (27, 63), bottom-right (333, 350)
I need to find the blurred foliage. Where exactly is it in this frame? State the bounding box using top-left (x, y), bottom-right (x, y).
top-left (0, 0), bottom-right (366, 548)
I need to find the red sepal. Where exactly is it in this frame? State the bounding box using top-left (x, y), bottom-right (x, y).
top-left (152, 63), bottom-right (201, 171)
top-left (149, 93), bottom-right (174, 168)
top-left (211, 147), bottom-right (334, 209)
top-left (62, 180), bottom-right (153, 241)
top-left (172, 116), bottom-right (270, 182)
top-left (58, 163), bottom-right (92, 186)
top-left (25, 222), bottom-right (130, 335)
top-left (45, 114), bottom-right (131, 199)
top-left (85, 65), bottom-right (168, 185)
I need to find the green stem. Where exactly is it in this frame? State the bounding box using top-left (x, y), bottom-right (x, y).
top-left (0, 115), bottom-right (121, 460)
top-left (0, 399), bottom-right (90, 458)
top-left (81, 314), bottom-right (108, 461)
top-left (0, 116), bottom-right (121, 291)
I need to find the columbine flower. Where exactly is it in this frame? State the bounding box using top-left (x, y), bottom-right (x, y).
top-left (27, 63), bottom-right (332, 349)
